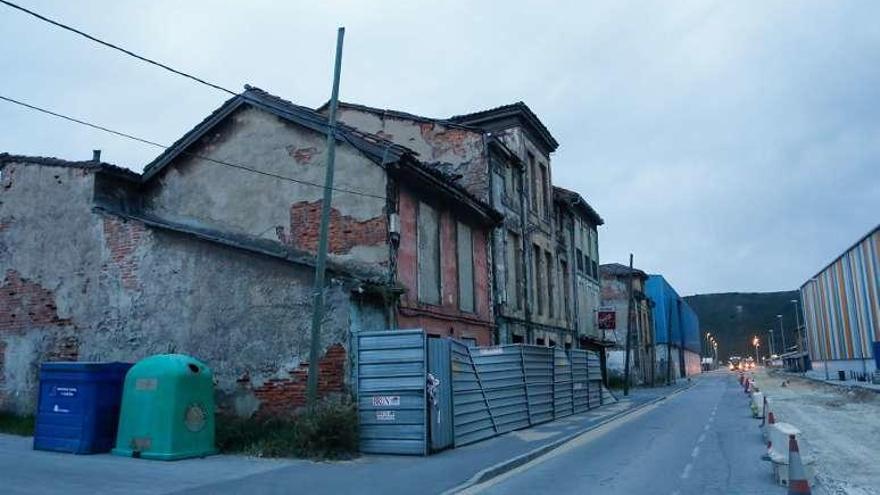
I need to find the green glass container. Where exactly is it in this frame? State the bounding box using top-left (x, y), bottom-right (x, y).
top-left (112, 354), bottom-right (217, 460)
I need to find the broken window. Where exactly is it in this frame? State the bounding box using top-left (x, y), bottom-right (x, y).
top-left (457, 222), bottom-right (475, 313)
top-left (418, 202), bottom-right (441, 305)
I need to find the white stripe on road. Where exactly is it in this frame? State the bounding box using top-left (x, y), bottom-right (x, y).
top-left (704, 424), bottom-right (710, 431)
top-left (698, 433), bottom-right (706, 444)
top-left (691, 446), bottom-right (700, 458)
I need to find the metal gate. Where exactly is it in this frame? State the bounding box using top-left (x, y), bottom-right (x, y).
top-left (570, 350), bottom-right (589, 413)
top-left (553, 347), bottom-right (574, 419)
top-left (427, 338), bottom-right (453, 452)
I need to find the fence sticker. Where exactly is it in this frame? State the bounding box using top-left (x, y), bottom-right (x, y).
top-left (376, 411), bottom-right (396, 421)
top-left (52, 386), bottom-right (77, 397)
top-left (372, 395), bottom-right (401, 407)
top-left (479, 347), bottom-right (504, 356)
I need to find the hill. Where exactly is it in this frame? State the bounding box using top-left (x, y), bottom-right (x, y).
top-left (683, 291), bottom-right (801, 363)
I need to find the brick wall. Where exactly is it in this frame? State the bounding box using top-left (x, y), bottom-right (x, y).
top-left (0, 269), bottom-right (72, 333)
top-left (102, 216), bottom-right (146, 290)
top-left (251, 343), bottom-right (346, 417)
top-left (288, 200), bottom-right (386, 255)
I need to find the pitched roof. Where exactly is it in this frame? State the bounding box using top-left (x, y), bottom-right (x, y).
top-left (142, 85), bottom-right (416, 182)
top-left (600, 263), bottom-right (648, 279)
top-left (450, 102), bottom-right (559, 152)
top-left (553, 186), bottom-right (604, 226)
top-left (0, 153), bottom-right (140, 181)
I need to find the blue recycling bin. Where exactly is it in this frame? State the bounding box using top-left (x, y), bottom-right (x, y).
top-left (33, 362), bottom-right (132, 454)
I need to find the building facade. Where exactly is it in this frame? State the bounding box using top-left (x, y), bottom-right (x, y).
top-left (599, 263), bottom-right (655, 385)
top-left (326, 101), bottom-right (605, 351)
top-left (801, 225), bottom-right (880, 377)
top-left (0, 87), bottom-right (498, 415)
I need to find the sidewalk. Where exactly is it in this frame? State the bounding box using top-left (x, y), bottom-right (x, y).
top-left (802, 370), bottom-right (880, 393)
top-left (0, 382), bottom-right (692, 495)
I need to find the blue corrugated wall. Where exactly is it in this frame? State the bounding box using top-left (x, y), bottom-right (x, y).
top-left (646, 275), bottom-right (701, 353)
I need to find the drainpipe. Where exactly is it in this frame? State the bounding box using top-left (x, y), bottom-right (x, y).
top-left (519, 162), bottom-right (533, 343)
top-left (567, 209), bottom-right (579, 341)
top-left (483, 134), bottom-right (502, 345)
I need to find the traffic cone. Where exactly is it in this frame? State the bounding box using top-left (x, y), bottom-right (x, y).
top-left (787, 434), bottom-right (811, 494)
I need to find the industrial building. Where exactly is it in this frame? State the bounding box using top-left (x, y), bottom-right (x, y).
top-left (801, 225), bottom-right (880, 378)
top-left (645, 275), bottom-right (702, 380)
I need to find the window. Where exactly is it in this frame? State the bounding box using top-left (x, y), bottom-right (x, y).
top-left (504, 164), bottom-right (514, 199)
top-left (561, 260), bottom-right (570, 322)
top-left (576, 248), bottom-right (584, 272)
top-left (457, 222), bottom-right (475, 313)
top-left (528, 153), bottom-right (538, 212)
top-left (539, 163), bottom-right (550, 219)
top-left (417, 202), bottom-right (441, 304)
top-left (546, 251), bottom-right (554, 318)
top-left (507, 231), bottom-right (523, 310)
top-left (533, 244), bottom-right (543, 315)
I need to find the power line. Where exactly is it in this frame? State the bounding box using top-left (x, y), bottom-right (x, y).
top-left (0, 0), bottom-right (237, 96)
top-left (0, 94), bottom-right (386, 200)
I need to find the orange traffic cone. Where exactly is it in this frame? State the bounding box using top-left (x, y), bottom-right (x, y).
top-left (787, 434), bottom-right (811, 494)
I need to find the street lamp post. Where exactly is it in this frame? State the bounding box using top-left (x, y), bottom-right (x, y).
top-left (791, 299), bottom-right (803, 354)
top-left (776, 315), bottom-right (787, 354)
top-left (768, 329), bottom-right (775, 357)
top-left (753, 336), bottom-right (760, 365)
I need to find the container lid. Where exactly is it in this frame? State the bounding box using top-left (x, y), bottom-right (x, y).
top-left (40, 361), bottom-right (133, 372)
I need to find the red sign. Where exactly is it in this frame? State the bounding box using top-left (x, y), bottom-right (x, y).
top-left (598, 310), bottom-right (616, 330)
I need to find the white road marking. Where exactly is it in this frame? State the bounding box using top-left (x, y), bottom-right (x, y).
top-left (698, 433), bottom-right (706, 444)
top-left (691, 446), bottom-right (700, 458)
top-left (681, 463), bottom-right (693, 479)
top-left (704, 424), bottom-right (710, 431)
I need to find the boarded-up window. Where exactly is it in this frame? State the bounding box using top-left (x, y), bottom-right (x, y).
top-left (539, 163), bottom-right (550, 219)
top-left (561, 260), bottom-right (570, 322)
top-left (457, 222), bottom-right (474, 313)
top-left (418, 202), bottom-right (441, 304)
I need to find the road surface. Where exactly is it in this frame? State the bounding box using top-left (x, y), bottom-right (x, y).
top-left (465, 372), bottom-right (787, 495)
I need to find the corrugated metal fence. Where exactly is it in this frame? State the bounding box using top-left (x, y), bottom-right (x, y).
top-left (358, 330), bottom-right (614, 455)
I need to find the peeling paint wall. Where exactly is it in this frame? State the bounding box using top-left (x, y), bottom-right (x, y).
top-left (0, 160), bottom-right (384, 416)
top-left (333, 108), bottom-right (490, 202)
top-left (146, 105), bottom-right (389, 277)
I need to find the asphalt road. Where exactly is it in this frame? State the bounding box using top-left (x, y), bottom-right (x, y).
top-left (464, 372), bottom-right (787, 495)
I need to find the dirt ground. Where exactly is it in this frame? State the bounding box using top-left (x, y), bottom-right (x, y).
top-left (752, 368), bottom-right (880, 495)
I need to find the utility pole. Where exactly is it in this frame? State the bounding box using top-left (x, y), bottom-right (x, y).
top-left (768, 329), bottom-right (775, 357)
top-left (306, 27), bottom-right (345, 409)
top-left (623, 253), bottom-right (635, 396)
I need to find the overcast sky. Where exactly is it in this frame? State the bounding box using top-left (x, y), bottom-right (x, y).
top-left (1, 1), bottom-right (877, 295)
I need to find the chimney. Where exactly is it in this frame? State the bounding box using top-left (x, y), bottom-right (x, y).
top-left (92, 150), bottom-right (101, 162)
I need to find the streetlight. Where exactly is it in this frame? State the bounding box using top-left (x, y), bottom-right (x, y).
top-left (767, 328), bottom-right (775, 356)
top-left (776, 315), bottom-right (787, 354)
top-left (752, 336), bottom-right (760, 365)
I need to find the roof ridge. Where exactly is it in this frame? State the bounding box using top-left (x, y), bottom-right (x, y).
top-left (0, 152), bottom-right (140, 180)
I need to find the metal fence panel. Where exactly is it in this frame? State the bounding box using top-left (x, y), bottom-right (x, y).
top-left (586, 350), bottom-right (603, 408)
top-left (472, 345), bottom-right (529, 434)
top-left (428, 338), bottom-right (453, 452)
top-left (553, 347), bottom-right (574, 419)
top-left (451, 340), bottom-right (495, 446)
top-left (522, 345), bottom-right (554, 425)
top-left (357, 329), bottom-right (427, 455)
top-left (569, 350), bottom-right (589, 413)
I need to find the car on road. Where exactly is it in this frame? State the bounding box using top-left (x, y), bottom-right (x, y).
top-left (728, 356), bottom-right (742, 371)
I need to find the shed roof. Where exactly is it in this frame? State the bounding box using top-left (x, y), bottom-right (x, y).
top-left (600, 263), bottom-right (648, 280)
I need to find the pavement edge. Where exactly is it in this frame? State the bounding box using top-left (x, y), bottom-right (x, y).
top-left (443, 381), bottom-right (697, 494)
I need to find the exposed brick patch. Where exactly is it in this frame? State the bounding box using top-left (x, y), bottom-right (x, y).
top-left (252, 344), bottom-right (346, 417)
top-left (0, 216), bottom-right (13, 232)
top-left (286, 146), bottom-right (319, 165)
top-left (0, 270), bottom-right (72, 333)
top-left (419, 122), bottom-right (472, 159)
top-left (48, 335), bottom-right (79, 362)
top-left (289, 201), bottom-right (386, 255)
top-left (102, 216), bottom-right (146, 290)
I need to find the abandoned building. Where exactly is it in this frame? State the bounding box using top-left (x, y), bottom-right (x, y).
top-left (0, 86), bottom-right (499, 416)
top-left (599, 262), bottom-right (656, 385)
top-left (321, 101), bottom-right (607, 354)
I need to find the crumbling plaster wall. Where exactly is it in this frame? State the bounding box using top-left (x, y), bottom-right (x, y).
top-left (146, 105), bottom-right (389, 277)
top-left (0, 161), bottom-right (381, 416)
top-left (334, 108), bottom-right (490, 203)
